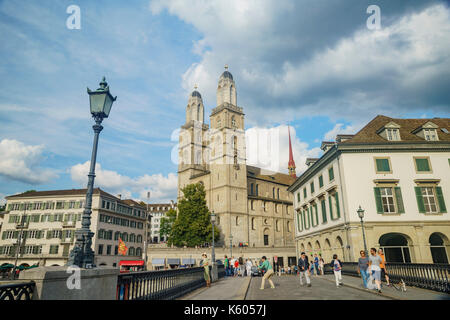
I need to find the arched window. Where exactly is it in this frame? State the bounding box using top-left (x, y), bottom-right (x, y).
top-left (136, 247), bottom-right (142, 257)
top-left (236, 216), bottom-right (239, 226)
top-left (277, 188), bottom-right (280, 199)
top-left (197, 104), bottom-right (200, 121)
top-left (287, 221), bottom-right (291, 232)
top-left (251, 200), bottom-right (254, 210)
top-left (128, 247), bottom-right (135, 256)
top-left (263, 228), bottom-right (270, 246)
top-left (250, 183), bottom-right (254, 195)
top-left (273, 188), bottom-right (275, 198)
top-left (114, 231), bottom-right (120, 241)
top-left (251, 217), bottom-right (255, 230)
top-left (130, 234), bottom-right (136, 243)
top-left (231, 116), bottom-right (236, 127)
top-left (136, 235), bottom-right (142, 243)
top-left (256, 185), bottom-right (259, 196)
top-left (122, 233), bottom-right (128, 242)
top-left (429, 233), bottom-right (448, 264)
top-left (276, 220), bottom-right (279, 232)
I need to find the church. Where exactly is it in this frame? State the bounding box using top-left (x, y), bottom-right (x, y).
top-left (177, 67), bottom-right (297, 258)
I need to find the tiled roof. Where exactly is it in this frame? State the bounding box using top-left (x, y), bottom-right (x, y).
top-left (341, 115), bottom-right (450, 144)
top-left (5, 188), bottom-right (116, 199)
top-left (247, 165), bottom-right (295, 186)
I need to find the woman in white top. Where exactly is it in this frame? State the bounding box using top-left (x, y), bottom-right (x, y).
top-left (368, 247), bottom-right (383, 293)
top-left (246, 259), bottom-right (253, 277)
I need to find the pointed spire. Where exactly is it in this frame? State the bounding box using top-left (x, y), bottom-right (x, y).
top-left (288, 126), bottom-right (297, 179)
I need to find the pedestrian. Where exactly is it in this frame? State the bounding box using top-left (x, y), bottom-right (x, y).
top-left (368, 248), bottom-right (382, 293)
top-left (294, 265), bottom-right (298, 275)
top-left (378, 248), bottom-right (390, 287)
top-left (331, 254), bottom-right (343, 287)
top-left (313, 254), bottom-right (319, 276)
top-left (318, 254), bottom-right (324, 275)
top-left (357, 250), bottom-right (370, 289)
top-left (224, 255), bottom-right (230, 276)
top-left (239, 256), bottom-right (245, 277)
top-left (234, 258), bottom-right (239, 277)
top-left (298, 252), bottom-right (311, 287)
top-left (246, 259), bottom-right (252, 277)
top-left (258, 256), bottom-right (275, 290)
top-left (230, 256), bottom-right (235, 276)
top-left (201, 253), bottom-right (211, 287)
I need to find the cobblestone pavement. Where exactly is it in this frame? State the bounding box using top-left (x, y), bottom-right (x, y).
top-left (180, 276), bottom-right (251, 300)
top-left (246, 275), bottom-right (389, 300)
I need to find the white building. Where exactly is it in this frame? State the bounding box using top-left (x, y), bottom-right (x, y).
top-left (147, 202), bottom-right (176, 243)
top-left (288, 115), bottom-right (450, 264)
top-left (0, 189), bottom-right (147, 268)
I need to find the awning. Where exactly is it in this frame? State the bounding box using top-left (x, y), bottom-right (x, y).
top-left (182, 258), bottom-right (196, 265)
top-left (167, 258), bottom-right (180, 265)
top-left (119, 260), bottom-right (145, 267)
top-left (152, 258), bottom-right (165, 265)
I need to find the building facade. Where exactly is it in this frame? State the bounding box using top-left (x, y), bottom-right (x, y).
top-left (0, 189), bottom-right (147, 268)
top-left (288, 115), bottom-right (450, 264)
top-left (177, 67), bottom-right (296, 255)
top-left (147, 202), bottom-right (176, 243)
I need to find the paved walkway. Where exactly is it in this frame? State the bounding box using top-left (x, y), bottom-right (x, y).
top-left (179, 276), bottom-right (251, 300)
top-left (321, 274), bottom-right (450, 300)
top-left (246, 275), bottom-right (388, 300)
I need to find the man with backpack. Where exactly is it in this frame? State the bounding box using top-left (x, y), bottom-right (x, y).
top-left (298, 252), bottom-right (311, 287)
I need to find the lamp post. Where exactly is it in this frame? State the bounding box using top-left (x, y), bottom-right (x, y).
top-left (357, 206), bottom-right (368, 256)
top-left (67, 77), bottom-right (116, 269)
top-left (144, 191), bottom-right (151, 270)
top-left (211, 211), bottom-right (216, 265)
top-left (229, 234), bottom-right (233, 258)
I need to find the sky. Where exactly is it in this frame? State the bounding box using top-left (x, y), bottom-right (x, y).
top-left (0, 0), bottom-right (449, 204)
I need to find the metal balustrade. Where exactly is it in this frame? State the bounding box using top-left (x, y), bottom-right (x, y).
top-left (323, 262), bottom-right (450, 293)
top-left (0, 281), bottom-right (35, 300)
top-left (117, 265), bottom-right (225, 300)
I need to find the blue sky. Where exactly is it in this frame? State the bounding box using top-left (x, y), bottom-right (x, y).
top-left (1, 0), bottom-right (449, 203)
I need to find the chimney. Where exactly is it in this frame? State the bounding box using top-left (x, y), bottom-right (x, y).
top-left (117, 194), bottom-right (122, 200)
top-left (305, 158), bottom-right (319, 167)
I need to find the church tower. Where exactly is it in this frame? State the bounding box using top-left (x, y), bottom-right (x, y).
top-left (288, 126), bottom-right (297, 178)
top-left (177, 87), bottom-right (209, 200)
top-left (209, 66), bottom-right (248, 246)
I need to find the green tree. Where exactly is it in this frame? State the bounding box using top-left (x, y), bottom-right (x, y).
top-left (159, 208), bottom-right (176, 240)
top-left (168, 183), bottom-right (220, 247)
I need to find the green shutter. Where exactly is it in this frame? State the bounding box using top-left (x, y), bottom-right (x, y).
top-left (415, 158), bottom-right (430, 172)
top-left (319, 175), bottom-right (323, 188)
top-left (334, 192), bottom-right (340, 218)
top-left (436, 187), bottom-right (447, 213)
top-left (376, 159), bottom-right (390, 172)
top-left (321, 200), bottom-right (327, 223)
top-left (297, 193), bottom-right (300, 202)
top-left (301, 211), bottom-right (305, 230)
top-left (415, 187), bottom-right (426, 213)
top-left (394, 187), bottom-right (405, 213)
top-left (374, 187), bottom-right (383, 214)
top-left (2, 232), bottom-right (6, 240)
top-left (329, 195), bottom-right (333, 219)
top-left (46, 230), bottom-right (51, 239)
top-left (64, 202), bottom-right (69, 209)
top-left (329, 167), bottom-right (334, 181)
top-left (297, 213), bottom-right (301, 231)
top-left (314, 204), bottom-right (318, 226)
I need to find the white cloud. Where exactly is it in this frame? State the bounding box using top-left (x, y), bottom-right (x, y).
top-left (0, 139), bottom-right (58, 184)
top-left (0, 193), bottom-right (6, 206)
top-left (70, 161), bottom-right (178, 203)
top-left (324, 123), bottom-right (365, 141)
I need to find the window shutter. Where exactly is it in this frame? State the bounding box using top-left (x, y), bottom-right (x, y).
top-left (314, 204), bottom-right (318, 226)
top-left (334, 192), bottom-right (340, 218)
top-left (321, 200), bottom-right (327, 223)
top-left (46, 230), bottom-right (51, 239)
top-left (394, 187), bottom-right (405, 213)
top-left (64, 202), bottom-right (69, 209)
top-left (435, 187), bottom-right (447, 213)
top-left (2, 232), bottom-right (6, 240)
top-left (328, 195), bottom-right (333, 219)
top-left (374, 187), bottom-right (383, 214)
top-left (415, 187), bottom-right (426, 213)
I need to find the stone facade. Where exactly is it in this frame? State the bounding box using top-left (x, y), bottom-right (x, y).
top-left (177, 68), bottom-right (296, 255)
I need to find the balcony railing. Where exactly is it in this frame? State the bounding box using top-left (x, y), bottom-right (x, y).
top-left (62, 220), bottom-right (76, 228)
top-left (0, 282), bottom-right (35, 300)
top-left (117, 265), bottom-right (225, 300)
top-left (323, 262), bottom-right (450, 293)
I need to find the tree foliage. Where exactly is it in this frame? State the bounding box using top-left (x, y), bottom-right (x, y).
top-left (168, 183), bottom-right (220, 247)
top-left (159, 208), bottom-right (176, 240)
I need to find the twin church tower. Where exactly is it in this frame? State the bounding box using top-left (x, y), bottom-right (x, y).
top-left (178, 66), bottom-right (297, 250)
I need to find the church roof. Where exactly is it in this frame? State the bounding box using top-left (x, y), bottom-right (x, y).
top-left (247, 165), bottom-right (295, 186)
top-left (220, 70), bottom-right (233, 80)
top-left (191, 90), bottom-right (202, 98)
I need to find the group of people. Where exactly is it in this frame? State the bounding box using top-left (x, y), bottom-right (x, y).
top-left (357, 248), bottom-right (390, 293)
top-left (223, 255), bottom-right (254, 277)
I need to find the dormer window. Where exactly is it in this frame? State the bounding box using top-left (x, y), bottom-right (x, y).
top-left (424, 129), bottom-right (438, 141)
top-left (386, 128), bottom-right (400, 141)
top-left (412, 121), bottom-right (439, 141)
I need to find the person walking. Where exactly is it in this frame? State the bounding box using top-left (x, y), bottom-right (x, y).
top-left (224, 255), bottom-right (230, 277)
top-left (357, 250), bottom-right (370, 289)
top-left (258, 256), bottom-right (275, 290)
top-left (378, 248), bottom-right (390, 287)
top-left (331, 254), bottom-right (343, 287)
top-left (369, 248), bottom-right (382, 293)
top-left (239, 256), bottom-right (245, 277)
top-left (201, 253), bottom-right (211, 287)
top-left (318, 254), bottom-right (324, 275)
top-left (230, 256), bottom-right (235, 276)
top-left (246, 259), bottom-right (252, 277)
top-left (313, 254), bottom-right (319, 276)
top-left (297, 252), bottom-right (311, 287)
top-left (234, 258), bottom-right (239, 277)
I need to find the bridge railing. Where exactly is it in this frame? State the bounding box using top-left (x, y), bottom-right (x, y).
top-left (323, 262), bottom-right (450, 293)
top-left (117, 265), bottom-right (225, 300)
top-left (0, 281), bottom-right (36, 300)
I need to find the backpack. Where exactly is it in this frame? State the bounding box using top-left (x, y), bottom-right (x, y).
top-left (239, 257), bottom-right (243, 265)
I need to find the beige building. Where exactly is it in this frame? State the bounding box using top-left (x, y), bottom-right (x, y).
top-left (147, 202), bottom-right (176, 243)
top-left (0, 189), bottom-right (147, 268)
top-left (288, 115), bottom-right (450, 264)
top-left (175, 67), bottom-right (297, 268)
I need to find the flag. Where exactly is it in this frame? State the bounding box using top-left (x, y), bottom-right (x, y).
top-left (118, 237), bottom-right (128, 255)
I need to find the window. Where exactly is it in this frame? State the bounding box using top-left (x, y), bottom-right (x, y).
top-left (415, 186), bottom-right (446, 214)
top-left (321, 199), bottom-right (327, 223)
top-left (56, 202), bottom-right (63, 209)
top-left (277, 188), bottom-right (280, 199)
top-left (255, 185), bottom-right (259, 196)
top-left (98, 245), bottom-right (103, 255)
top-left (49, 245), bottom-right (59, 254)
top-left (303, 188), bottom-right (307, 199)
top-left (375, 158), bottom-right (391, 173)
top-left (251, 200), bottom-right (254, 210)
top-left (328, 167), bottom-right (334, 181)
top-left (106, 245), bottom-right (111, 255)
top-left (386, 128), bottom-right (400, 141)
top-left (273, 188), bottom-right (275, 198)
top-left (297, 193), bottom-right (300, 203)
top-left (310, 182), bottom-right (315, 194)
top-left (319, 175), bottom-right (324, 188)
top-left (374, 187), bottom-right (405, 214)
top-left (414, 157), bottom-right (432, 173)
top-left (251, 217), bottom-right (255, 230)
top-left (424, 129), bottom-right (438, 141)
top-left (296, 211), bottom-right (303, 232)
top-left (264, 235), bottom-right (269, 246)
top-left (231, 116), bottom-right (236, 127)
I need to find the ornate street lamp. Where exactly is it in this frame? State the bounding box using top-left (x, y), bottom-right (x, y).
top-left (357, 206), bottom-right (368, 256)
top-left (210, 211), bottom-right (216, 266)
top-left (67, 77), bottom-right (117, 268)
top-left (229, 233), bottom-right (233, 258)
